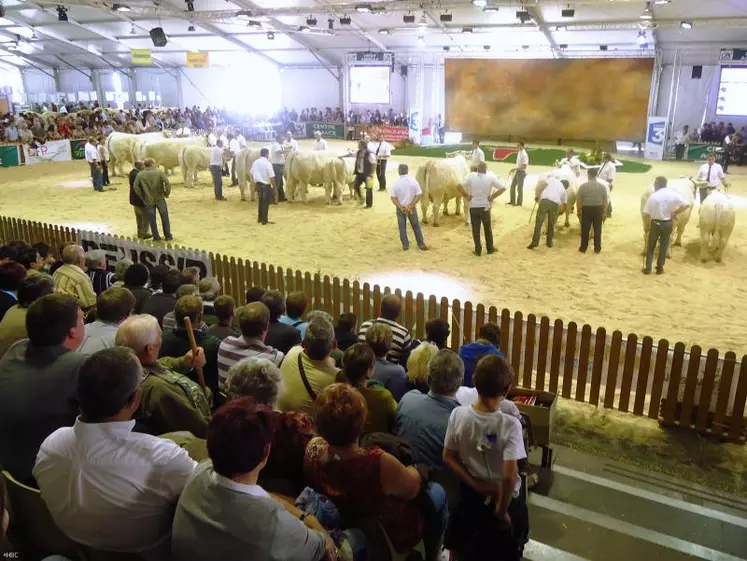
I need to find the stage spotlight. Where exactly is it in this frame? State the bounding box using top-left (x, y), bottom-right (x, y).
top-left (185, 0), bottom-right (194, 12)
top-left (188, 24), bottom-right (195, 32)
top-left (267, 31), bottom-right (275, 39)
top-left (328, 18), bottom-right (334, 30)
top-left (654, 0), bottom-right (670, 4)
top-left (640, 2), bottom-right (653, 20)
top-left (306, 15), bottom-right (317, 26)
top-left (340, 16), bottom-right (351, 25)
top-left (355, 4), bottom-right (372, 13)
top-left (443, 45), bottom-right (450, 52)
top-left (561, 8), bottom-right (575, 18)
top-left (559, 44), bottom-right (567, 50)
top-left (57, 5), bottom-right (68, 22)
top-left (112, 4), bottom-right (131, 12)
top-left (403, 13), bottom-right (415, 24)
top-left (439, 12), bottom-right (452, 22)
top-left (461, 27), bottom-right (473, 33)
top-left (247, 20), bottom-right (261, 26)
top-left (417, 13), bottom-right (427, 26)
top-left (600, 45), bottom-right (608, 51)
top-left (483, 6), bottom-right (499, 13)
top-left (637, 30), bottom-right (647, 45)
top-left (472, 0), bottom-right (487, 7)
top-left (680, 20), bottom-right (693, 29)
top-left (378, 28), bottom-right (389, 35)
top-left (483, 45), bottom-right (490, 50)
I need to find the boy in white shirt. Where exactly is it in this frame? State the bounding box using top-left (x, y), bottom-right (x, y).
top-left (509, 141), bottom-right (529, 207)
top-left (443, 354), bottom-right (528, 561)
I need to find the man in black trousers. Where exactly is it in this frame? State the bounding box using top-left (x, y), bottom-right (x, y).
top-left (576, 168), bottom-right (608, 254)
top-left (250, 148), bottom-right (276, 225)
top-left (353, 140), bottom-right (377, 209)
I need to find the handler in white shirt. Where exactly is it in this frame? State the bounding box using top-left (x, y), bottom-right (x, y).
top-left (470, 140), bottom-right (485, 171)
top-left (510, 141), bottom-right (529, 206)
top-left (695, 152), bottom-right (727, 204)
top-left (84, 137), bottom-right (104, 192)
top-left (312, 130), bottom-right (328, 151)
top-left (285, 131), bottom-right (299, 153)
top-left (528, 177), bottom-right (568, 250)
top-left (270, 134), bottom-right (288, 202)
top-left (228, 134), bottom-right (240, 186)
top-left (369, 133), bottom-right (393, 191)
top-left (597, 153), bottom-right (616, 217)
top-left (33, 348), bottom-right (197, 558)
top-left (674, 125), bottom-right (690, 161)
top-left (210, 139), bottom-right (227, 200)
top-left (250, 148), bottom-right (276, 225)
top-left (458, 162), bottom-right (506, 256)
top-left (390, 163), bottom-right (428, 251)
top-left (559, 149), bottom-right (582, 177)
top-left (641, 176), bottom-right (691, 275)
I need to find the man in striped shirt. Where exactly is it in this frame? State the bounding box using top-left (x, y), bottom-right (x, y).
top-left (217, 302), bottom-right (284, 389)
top-left (52, 245), bottom-right (97, 311)
top-left (357, 294), bottom-right (411, 365)
top-left (85, 250), bottom-right (116, 295)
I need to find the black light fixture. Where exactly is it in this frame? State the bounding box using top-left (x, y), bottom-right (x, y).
top-left (462, 27), bottom-right (473, 33)
top-left (185, 0), bottom-right (194, 12)
top-left (236, 10), bottom-right (252, 17)
top-left (247, 20), bottom-right (261, 26)
top-left (340, 16), bottom-right (351, 25)
top-left (403, 13), bottom-right (415, 24)
top-left (440, 12), bottom-right (452, 22)
top-left (600, 45), bottom-right (608, 51)
top-left (328, 18), bottom-right (334, 30)
top-left (187, 24), bottom-right (195, 31)
top-left (306, 15), bottom-right (317, 26)
top-left (378, 28), bottom-right (389, 35)
top-left (57, 5), bottom-right (68, 22)
top-left (111, 3), bottom-right (131, 12)
top-left (561, 8), bottom-right (575, 18)
top-left (559, 43), bottom-right (567, 49)
top-left (443, 45), bottom-right (450, 51)
top-left (522, 45), bottom-right (529, 50)
top-left (484, 6), bottom-right (499, 12)
top-left (516, 10), bottom-right (530, 19)
top-left (267, 31), bottom-right (275, 39)
top-left (483, 45), bottom-right (490, 50)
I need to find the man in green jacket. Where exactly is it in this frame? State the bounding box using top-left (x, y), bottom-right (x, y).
top-left (134, 158), bottom-right (173, 242)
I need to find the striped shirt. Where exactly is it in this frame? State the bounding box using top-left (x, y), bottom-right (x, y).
top-left (357, 317), bottom-right (412, 364)
top-left (88, 269), bottom-right (116, 295)
top-left (53, 264), bottom-right (97, 309)
top-left (217, 336), bottom-right (284, 388)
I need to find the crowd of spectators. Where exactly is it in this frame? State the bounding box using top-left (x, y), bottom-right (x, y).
top-left (0, 237), bottom-right (532, 561)
top-left (276, 106), bottom-right (408, 128)
top-left (693, 121), bottom-right (746, 143)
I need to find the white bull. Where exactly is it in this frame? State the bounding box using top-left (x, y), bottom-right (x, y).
top-left (639, 178), bottom-right (696, 256)
top-left (178, 145), bottom-right (230, 188)
top-left (285, 150), bottom-right (341, 204)
top-left (416, 154), bottom-right (470, 226)
top-left (698, 190), bottom-right (736, 263)
top-left (325, 155), bottom-right (357, 205)
top-left (106, 131), bottom-right (166, 176)
top-left (236, 147), bottom-right (263, 202)
top-left (135, 137), bottom-right (206, 176)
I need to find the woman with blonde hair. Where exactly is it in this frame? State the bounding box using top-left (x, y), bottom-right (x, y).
top-left (406, 341), bottom-right (438, 394)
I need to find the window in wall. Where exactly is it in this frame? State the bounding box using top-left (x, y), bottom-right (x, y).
top-left (350, 66), bottom-right (391, 105)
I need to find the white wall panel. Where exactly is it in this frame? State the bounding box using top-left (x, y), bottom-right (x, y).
top-left (133, 69), bottom-right (179, 107)
top-left (280, 68), bottom-right (340, 111)
top-left (22, 69), bottom-right (55, 96)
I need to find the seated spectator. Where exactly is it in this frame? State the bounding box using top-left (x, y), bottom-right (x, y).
top-left (338, 342), bottom-right (396, 433)
top-left (172, 397), bottom-right (332, 561)
top-left (181, 266), bottom-right (201, 287)
top-left (77, 287), bottom-right (136, 355)
top-left (111, 257), bottom-right (133, 287)
top-left (0, 245), bottom-right (19, 266)
top-left (334, 312), bottom-right (358, 352)
top-left (277, 312), bottom-right (338, 414)
top-left (141, 267), bottom-right (180, 325)
top-left (406, 341), bottom-right (438, 394)
top-left (280, 290), bottom-right (308, 338)
top-left (85, 249), bottom-right (115, 295)
top-left (396, 349), bottom-right (463, 470)
top-left (305, 383), bottom-right (448, 558)
top-left (32, 242), bottom-right (56, 273)
top-left (48, 241), bottom-right (74, 276)
top-left (122, 262), bottom-right (152, 313)
top-left (262, 290), bottom-right (301, 354)
top-left (458, 322), bottom-right (504, 387)
top-left (34, 347), bottom-right (197, 557)
top-left (148, 263), bottom-right (170, 293)
top-left (161, 294), bottom-right (222, 402)
top-left (455, 355), bottom-right (521, 419)
top-left (358, 294), bottom-right (412, 364)
top-left (17, 247), bottom-right (45, 277)
top-left (425, 319), bottom-right (450, 349)
top-left (0, 293), bottom-right (85, 483)
top-left (198, 277), bottom-right (221, 322)
top-left (52, 244), bottom-right (96, 310)
top-left (217, 302), bottom-right (284, 389)
top-left (0, 273), bottom-right (54, 358)
top-left (0, 261), bottom-right (27, 321)
top-left (115, 314), bottom-right (211, 437)
top-left (367, 323), bottom-right (408, 401)
top-left (206, 295), bottom-right (239, 341)
top-left (443, 354), bottom-right (528, 561)
top-left (162, 283), bottom-right (200, 332)
top-left (245, 285), bottom-right (266, 303)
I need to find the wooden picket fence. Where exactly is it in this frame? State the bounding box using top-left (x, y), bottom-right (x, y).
top-left (2, 215), bottom-right (746, 443)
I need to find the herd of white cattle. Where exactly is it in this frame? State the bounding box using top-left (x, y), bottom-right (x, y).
top-left (105, 132), bottom-right (737, 264)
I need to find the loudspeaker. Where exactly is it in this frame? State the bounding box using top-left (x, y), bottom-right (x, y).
top-left (149, 27), bottom-right (168, 47)
top-left (400, 65), bottom-right (408, 77)
top-left (0, 5), bottom-right (5, 17)
top-left (692, 65), bottom-right (702, 79)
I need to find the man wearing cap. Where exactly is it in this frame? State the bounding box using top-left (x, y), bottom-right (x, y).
top-left (312, 131), bottom-right (328, 151)
top-left (84, 136), bottom-right (103, 192)
top-left (86, 250), bottom-right (116, 295)
top-left (369, 132), bottom-right (393, 192)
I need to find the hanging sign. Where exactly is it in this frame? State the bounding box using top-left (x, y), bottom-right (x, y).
top-left (131, 49), bottom-right (153, 65)
top-left (187, 52), bottom-right (210, 68)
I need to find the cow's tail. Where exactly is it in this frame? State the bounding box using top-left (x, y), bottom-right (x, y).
top-left (177, 145), bottom-right (187, 170)
top-left (424, 160), bottom-right (434, 202)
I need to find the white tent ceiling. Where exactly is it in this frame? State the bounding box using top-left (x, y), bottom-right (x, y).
top-left (0, 0), bottom-right (745, 70)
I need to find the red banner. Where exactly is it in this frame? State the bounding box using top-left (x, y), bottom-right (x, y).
top-left (374, 125), bottom-right (409, 143)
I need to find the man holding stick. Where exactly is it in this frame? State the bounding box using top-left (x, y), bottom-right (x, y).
top-left (390, 164), bottom-right (428, 251)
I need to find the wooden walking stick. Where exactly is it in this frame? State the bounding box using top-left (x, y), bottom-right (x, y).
top-left (183, 316), bottom-right (208, 398)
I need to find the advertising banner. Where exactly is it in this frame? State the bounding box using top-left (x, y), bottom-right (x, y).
top-left (686, 143), bottom-right (719, 161)
top-left (408, 108), bottom-right (421, 144)
top-left (367, 125), bottom-right (408, 143)
top-left (644, 116), bottom-right (667, 161)
top-left (22, 140), bottom-right (72, 165)
top-left (187, 52), bottom-right (209, 68)
top-left (131, 49), bottom-right (153, 66)
top-left (305, 122), bottom-right (345, 139)
top-left (79, 230), bottom-right (212, 279)
top-left (70, 139), bottom-right (87, 160)
top-left (291, 121), bottom-right (308, 139)
top-left (0, 145), bottom-right (20, 166)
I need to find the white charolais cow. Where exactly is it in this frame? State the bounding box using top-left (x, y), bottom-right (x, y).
top-left (178, 145), bottom-right (229, 188)
top-left (639, 178), bottom-right (696, 256)
top-left (236, 147), bottom-right (263, 202)
top-left (416, 154), bottom-right (471, 226)
top-left (285, 150), bottom-right (342, 204)
top-left (698, 190), bottom-right (736, 263)
top-left (325, 156), bottom-right (356, 204)
top-left (135, 137), bottom-right (206, 176)
top-left (106, 131), bottom-right (166, 176)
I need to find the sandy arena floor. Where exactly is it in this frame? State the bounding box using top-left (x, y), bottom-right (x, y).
top-left (1, 139), bottom-right (745, 354)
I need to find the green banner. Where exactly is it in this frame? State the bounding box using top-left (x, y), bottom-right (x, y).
top-left (70, 139), bottom-right (87, 160)
top-left (686, 143), bottom-right (719, 161)
top-left (305, 122), bottom-right (345, 139)
top-left (0, 145), bottom-right (20, 167)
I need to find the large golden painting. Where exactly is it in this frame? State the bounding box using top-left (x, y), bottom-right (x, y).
top-left (445, 58), bottom-right (654, 142)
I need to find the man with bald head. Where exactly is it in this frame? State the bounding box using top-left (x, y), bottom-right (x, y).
top-left (52, 244), bottom-right (97, 310)
top-left (357, 293), bottom-right (412, 365)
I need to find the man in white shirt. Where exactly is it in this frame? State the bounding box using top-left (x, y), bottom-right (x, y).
top-left (269, 134), bottom-right (288, 203)
top-left (210, 139), bottom-right (227, 201)
top-left (674, 125), bottom-right (690, 161)
top-left (722, 132), bottom-right (734, 173)
top-left (33, 347), bottom-right (197, 557)
top-left (559, 149), bottom-right (581, 178)
top-left (694, 152), bottom-right (727, 204)
top-left (77, 287), bottom-right (136, 355)
top-left (641, 176), bottom-right (692, 275)
top-left (285, 131), bottom-right (299, 153)
top-left (390, 164), bottom-right (428, 251)
top-left (458, 162), bottom-right (507, 256)
top-left (470, 140), bottom-right (485, 171)
top-left (509, 141), bottom-right (529, 206)
top-left (176, 121), bottom-right (191, 137)
top-left (3, 123), bottom-right (19, 142)
top-left (312, 130), bottom-right (328, 151)
top-left (597, 153), bottom-right (616, 217)
top-left (527, 177), bottom-right (568, 250)
top-left (237, 132), bottom-right (247, 149)
top-left (84, 137), bottom-right (104, 192)
top-left (250, 148), bottom-right (276, 225)
top-left (228, 134), bottom-right (240, 187)
top-left (369, 132), bottom-right (393, 192)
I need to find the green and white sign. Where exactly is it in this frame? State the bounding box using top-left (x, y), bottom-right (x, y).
top-left (22, 140), bottom-right (72, 164)
top-left (0, 145), bottom-right (20, 167)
